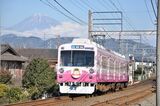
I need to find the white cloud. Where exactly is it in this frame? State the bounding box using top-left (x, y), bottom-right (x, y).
top-left (43, 22), bottom-right (88, 38)
top-left (2, 22), bottom-right (88, 39)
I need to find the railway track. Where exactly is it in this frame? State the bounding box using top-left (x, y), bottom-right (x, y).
top-left (91, 87), bottom-right (154, 106)
top-left (5, 79), bottom-right (155, 106)
top-left (4, 96), bottom-right (71, 106)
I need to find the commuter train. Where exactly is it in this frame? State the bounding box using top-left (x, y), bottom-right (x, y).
top-left (57, 38), bottom-right (129, 94)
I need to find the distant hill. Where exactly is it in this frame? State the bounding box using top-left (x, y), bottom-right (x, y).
top-left (7, 14), bottom-right (59, 32)
top-left (0, 34), bottom-right (156, 62)
top-left (0, 34), bottom-right (75, 48)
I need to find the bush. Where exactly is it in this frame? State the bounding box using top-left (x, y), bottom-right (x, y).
top-left (134, 67), bottom-right (145, 75)
top-left (0, 70), bottom-right (12, 84)
top-left (6, 87), bottom-right (27, 103)
top-left (0, 84), bottom-right (9, 97)
top-left (47, 84), bottom-right (59, 97)
top-left (0, 84), bottom-right (9, 104)
top-left (26, 86), bottom-right (40, 100)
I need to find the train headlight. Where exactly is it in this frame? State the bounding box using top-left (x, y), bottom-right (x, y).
top-left (89, 68), bottom-right (94, 74)
top-left (59, 68), bottom-right (64, 73)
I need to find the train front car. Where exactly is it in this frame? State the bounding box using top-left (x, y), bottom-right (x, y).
top-left (57, 39), bottom-right (97, 94)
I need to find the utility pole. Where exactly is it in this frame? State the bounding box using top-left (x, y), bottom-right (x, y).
top-left (56, 35), bottom-right (60, 49)
top-left (88, 10), bottom-right (92, 41)
top-left (0, 16), bottom-right (1, 71)
top-left (156, 0), bottom-right (160, 105)
top-left (44, 33), bottom-right (46, 48)
top-left (141, 49), bottom-right (144, 80)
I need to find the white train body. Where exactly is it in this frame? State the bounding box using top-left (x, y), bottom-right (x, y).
top-left (57, 38), bottom-right (128, 94)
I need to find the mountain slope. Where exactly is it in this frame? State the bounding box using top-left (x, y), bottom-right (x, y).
top-left (0, 34), bottom-right (156, 62)
top-left (8, 14), bottom-right (59, 32)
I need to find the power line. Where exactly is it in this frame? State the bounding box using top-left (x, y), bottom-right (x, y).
top-left (101, 0), bottom-right (116, 11)
top-left (70, 0), bottom-right (86, 13)
top-left (108, 0), bottom-right (136, 30)
top-left (144, 1), bottom-right (157, 50)
top-left (102, 28), bottom-right (115, 42)
top-left (40, 0), bottom-right (83, 25)
top-left (80, 0), bottom-right (95, 11)
top-left (151, 0), bottom-right (157, 18)
top-left (53, 0), bottom-right (87, 25)
top-left (144, 0), bottom-right (155, 24)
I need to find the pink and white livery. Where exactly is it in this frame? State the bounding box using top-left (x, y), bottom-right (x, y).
top-left (57, 38), bottom-right (129, 94)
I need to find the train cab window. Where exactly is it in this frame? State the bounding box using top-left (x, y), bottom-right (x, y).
top-left (61, 51), bottom-right (71, 66)
top-left (60, 50), bottom-right (94, 67)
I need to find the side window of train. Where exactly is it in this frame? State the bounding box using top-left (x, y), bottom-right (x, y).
top-left (102, 56), bottom-right (107, 69)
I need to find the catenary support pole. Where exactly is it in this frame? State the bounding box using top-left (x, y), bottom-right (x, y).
top-left (88, 10), bottom-right (92, 41)
top-left (0, 16), bottom-right (1, 70)
top-left (157, 0), bottom-right (160, 106)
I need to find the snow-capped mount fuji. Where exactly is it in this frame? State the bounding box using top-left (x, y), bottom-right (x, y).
top-left (8, 13), bottom-right (59, 32)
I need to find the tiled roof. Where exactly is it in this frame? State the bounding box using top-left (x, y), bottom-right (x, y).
top-left (0, 44), bottom-right (27, 62)
top-left (1, 54), bottom-right (27, 62)
top-left (1, 44), bottom-right (19, 55)
top-left (16, 48), bottom-right (58, 60)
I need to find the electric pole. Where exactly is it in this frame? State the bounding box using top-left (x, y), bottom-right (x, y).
top-left (56, 35), bottom-right (60, 49)
top-left (88, 10), bottom-right (92, 41)
top-left (141, 49), bottom-right (144, 80)
top-left (156, 0), bottom-right (160, 105)
top-left (44, 33), bottom-right (46, 48)
top-left (0, 16), bottom-right (1, 71)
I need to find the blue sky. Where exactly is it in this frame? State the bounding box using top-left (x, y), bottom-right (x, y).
top-left (1, 0), bottom-right (157, 30)
top-left (0, 0), bottom-right (157, 46)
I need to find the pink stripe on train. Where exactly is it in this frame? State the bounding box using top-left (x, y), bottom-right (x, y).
top-left (57, 70), bottom-right (97, 83)
top-left (57, 70), bottom-right (128, 83)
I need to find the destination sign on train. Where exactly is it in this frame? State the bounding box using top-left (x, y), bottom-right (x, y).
top-left (71, 45), bottom-right (84, 49)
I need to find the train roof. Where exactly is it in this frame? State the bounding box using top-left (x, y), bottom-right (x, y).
top-left (72, 38), bottom-right (125, 58)
top-left (72, 38), bottom-right (105, 49)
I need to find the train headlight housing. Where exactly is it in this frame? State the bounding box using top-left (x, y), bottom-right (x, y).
top-left (59, 68), bottom-right (64, 73)
top-left (89, 68), bottom-right (94, 74)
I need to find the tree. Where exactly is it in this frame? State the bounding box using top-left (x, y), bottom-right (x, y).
top-left (134, 67), bottom-right (145, 75)
top-left (22, 58), bottom-right (55, 99)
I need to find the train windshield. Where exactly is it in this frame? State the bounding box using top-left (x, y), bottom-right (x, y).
top-left (60, 51), bottom-right (94, 67)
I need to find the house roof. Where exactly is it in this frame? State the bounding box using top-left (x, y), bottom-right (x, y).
top-left (16, 48), bottom-right (58, 60)
top-left (1, 44), bottom-right (19, 56)
top-left (0, 44), bottom-right (27, 62)
top-left (1, 53), bottom-right (27, 62)
top-left (134, 56), bottom-right (155, 63)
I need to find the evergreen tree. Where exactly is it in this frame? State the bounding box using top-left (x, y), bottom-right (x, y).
top-left (22, 58), bottom-right (55, 98)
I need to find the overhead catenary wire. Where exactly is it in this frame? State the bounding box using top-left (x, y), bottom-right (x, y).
top-left (40, 0), bottom-right (84, 25)
top-left (108, 0), bottom-right (136, 30)
top-left (144, 0), bottom-right (155, 25)
top-left (109, 1), bottom-right (152, 37)
top-left (151, 0), bottom-right (157, 18)
top-left (78, 0), bottom-right (104, 18)
top-left (53, 0), bottom-right (87, 25)
top-left (80, 0), bottom-right (95, 11)
top-left (70, 0), bottom-right (86, 14)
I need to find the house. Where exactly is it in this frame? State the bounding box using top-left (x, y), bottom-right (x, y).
top-left (16, 48), bottom-right (58, 69)
top-left (0, 44), bottom-right (27, 86)
top-left (128, 54), bottom-right (155, 82)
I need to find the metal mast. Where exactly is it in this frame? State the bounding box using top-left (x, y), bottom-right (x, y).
top-left (88, 10), bottom-right (92, 41)
top-left (156, 0), bottom-right (160, 105)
